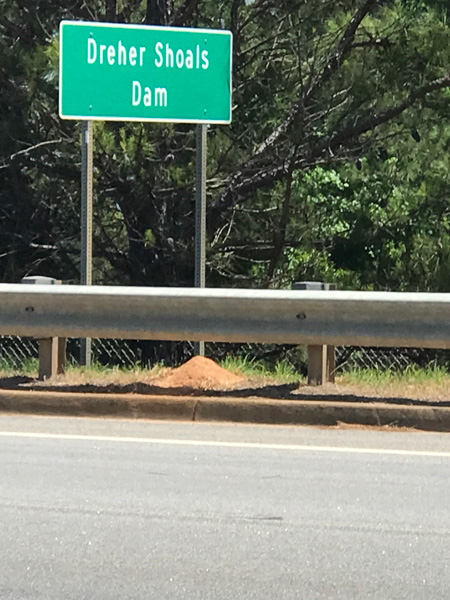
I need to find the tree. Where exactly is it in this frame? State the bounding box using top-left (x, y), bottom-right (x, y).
top-left (206, 0), bottom-right (450, 290)
top-left (1, 0), bottom-right (450, 296)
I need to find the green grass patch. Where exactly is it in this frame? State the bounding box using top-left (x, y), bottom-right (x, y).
top-left (339, 364), bottom-right (450, 387)
top-left (0, 359), bottom-right (163, 383)
top-left (220, 355), bottom-right (300, 383)
top-left (0, 357), bottom-right (39, 377)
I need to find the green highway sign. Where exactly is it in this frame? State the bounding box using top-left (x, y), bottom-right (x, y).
top-left (59, 21), bottom-right (232, 123)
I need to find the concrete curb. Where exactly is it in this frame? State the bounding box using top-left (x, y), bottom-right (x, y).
top-left (1, 389), bottom-right (450, 432)
top-left (0, 390), bottom-right (197, 421)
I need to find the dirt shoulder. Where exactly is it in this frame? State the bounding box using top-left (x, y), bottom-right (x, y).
top-left (0, 356), bottom-right (449, 408)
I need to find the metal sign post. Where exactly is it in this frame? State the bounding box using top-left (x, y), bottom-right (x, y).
top-left (194, 124), bottom-right (207, 356)
top-left (80, 120), bottom-right (93, 366)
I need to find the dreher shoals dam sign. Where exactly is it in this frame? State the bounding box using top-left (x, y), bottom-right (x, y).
top-left (59, 21), bottom-right (232, 123)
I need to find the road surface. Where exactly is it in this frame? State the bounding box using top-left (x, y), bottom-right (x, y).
top-left (0, 415), bottom-right (449, 599)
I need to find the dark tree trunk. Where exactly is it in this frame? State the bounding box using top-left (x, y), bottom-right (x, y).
top-left (105, 0), bottom-right (116, 22)
top-left (146, 0), bottom-right (173, 25)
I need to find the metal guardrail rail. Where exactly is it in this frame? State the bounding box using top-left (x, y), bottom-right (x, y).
top-left (1, 284), bottom-right (450, 349)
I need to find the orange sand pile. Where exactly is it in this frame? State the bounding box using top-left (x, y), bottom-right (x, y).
top-left (152, 356), bottom-right (245, 390)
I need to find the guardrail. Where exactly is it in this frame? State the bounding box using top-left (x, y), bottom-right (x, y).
top-left (2, 284), bottom-right (450, 380)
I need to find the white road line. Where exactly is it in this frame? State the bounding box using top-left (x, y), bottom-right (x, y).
top-left (0, 431), bottom-right (449, 457)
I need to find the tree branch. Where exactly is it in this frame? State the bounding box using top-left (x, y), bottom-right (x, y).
top-left (264, 155), bottom-right (296, 286)
top-left (0, 139), bottom-right (64, 170)
top-left (254, 0), bottom-right (379, 158)
top-left (325, 74), bottom-right (450, 152)
top-left (312, 0), bottom-right (380, 90)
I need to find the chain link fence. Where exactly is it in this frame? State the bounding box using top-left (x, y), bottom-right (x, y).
top-left (1, 335), bottom-right (450, 373)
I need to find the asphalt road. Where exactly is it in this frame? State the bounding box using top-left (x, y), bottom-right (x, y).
top-left (1, 415), bottom-right (449, 600)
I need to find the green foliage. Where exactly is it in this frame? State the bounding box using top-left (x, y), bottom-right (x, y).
top-left (341, 364), bottom-right (450, 386)
top-left (220, 354), bottom-right (301, 382)
top-left (0, 357), bottom-right (39, 376)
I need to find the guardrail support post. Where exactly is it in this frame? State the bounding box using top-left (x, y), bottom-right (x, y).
top-left (21, 276), bottom-right (66, 380)
top-left (39, 338), bottom-right (58, 381)
top-left (293, 281), bottom-right (336, 386)
top-left (307, 344), bottom-right (335, 386)
top-left (57, 336), bottom-right (67, 376)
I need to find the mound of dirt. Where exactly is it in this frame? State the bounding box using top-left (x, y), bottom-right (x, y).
top-left (151, 356), bottom-right (245, 390)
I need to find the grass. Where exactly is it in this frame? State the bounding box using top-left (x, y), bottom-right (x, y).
top-left (0, 359), bottom-right (165, 386)
top-left (220, 355), bottom-right (301, 384)
top-left (60, 362), bottom-right (166, 385)
top-left (336, 365), bottom-right (450, 400)
top-left (0, 357), bottom-right (39, 377)
top-left (220, 356), bottom-right (450, 400)
top-left (339, 364), bottom-right (450, 386)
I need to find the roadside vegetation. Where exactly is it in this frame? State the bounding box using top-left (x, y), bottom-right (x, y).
top-left (337, 365), bottom-right (450, 400)
top-left (224, 358), bottom-right (450, 399)
top-left (0, 358), bottom-right (164, 386)
top-left (1, 355), bottom-right (449, 401)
